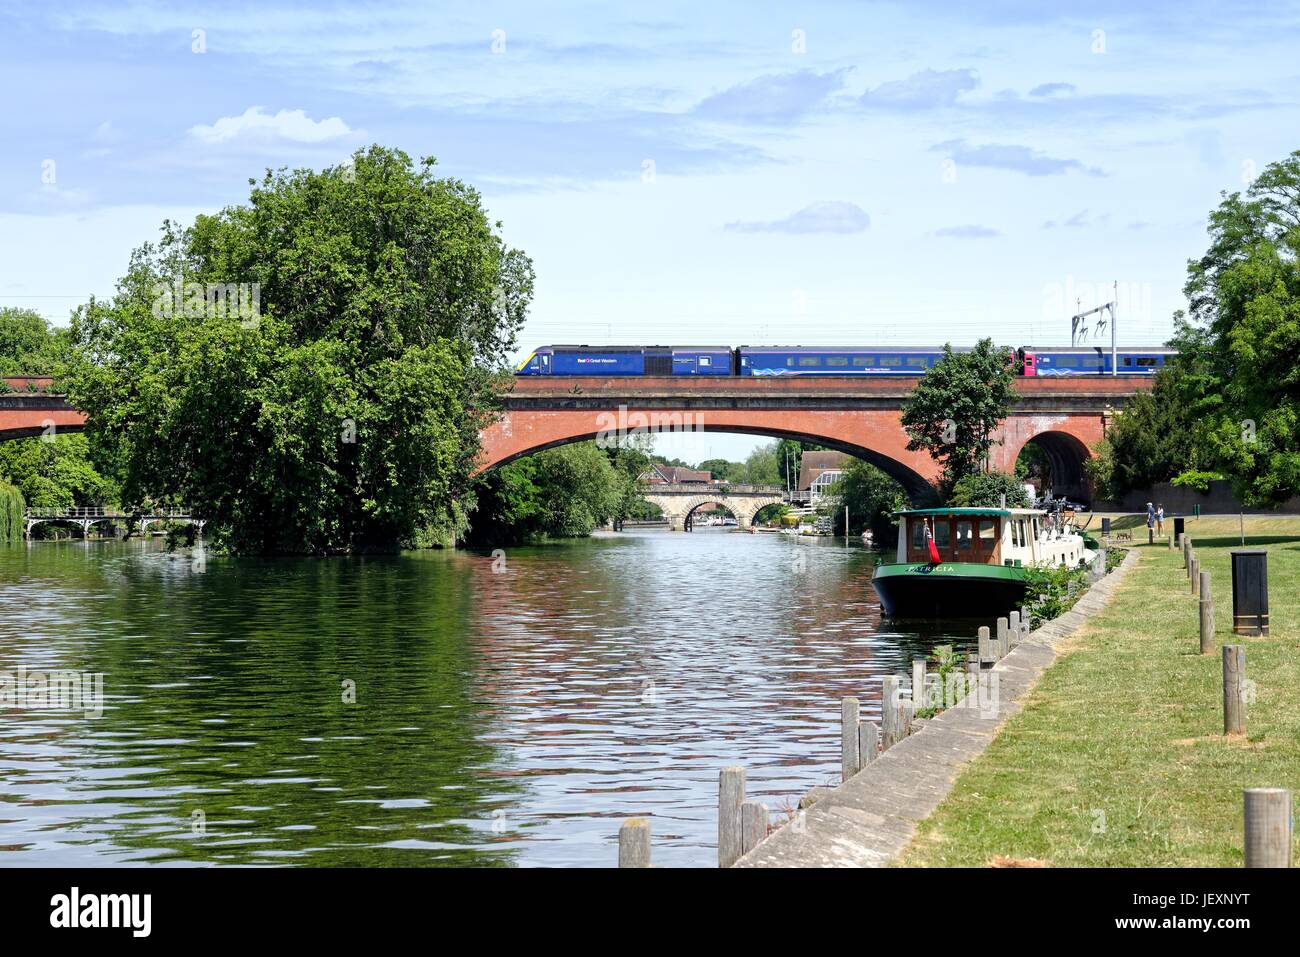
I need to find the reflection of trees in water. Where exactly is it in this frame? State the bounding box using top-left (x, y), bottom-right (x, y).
top-left (1, 544), bottom-right (522, 866)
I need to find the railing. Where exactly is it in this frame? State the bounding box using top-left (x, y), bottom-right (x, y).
top-left (644, 483), bottom-right (786, 495)
top-left (24, 507), bottom-right (199, 519)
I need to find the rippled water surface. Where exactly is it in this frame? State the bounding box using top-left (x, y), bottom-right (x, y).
top-left (0, 530), bottom-right (973, 867)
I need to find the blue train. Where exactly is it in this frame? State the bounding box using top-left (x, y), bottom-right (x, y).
top-left (515, 345), bottom-right (1176, 377)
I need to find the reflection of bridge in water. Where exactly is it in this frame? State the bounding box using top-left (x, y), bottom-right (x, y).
top-left (642, 483), bottom-right (790, 531)
top-left (24, 507), bottom-right (205, 540)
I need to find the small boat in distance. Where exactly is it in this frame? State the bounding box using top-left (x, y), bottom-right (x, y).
top-left (871, 506), bottom-right (1098, 618)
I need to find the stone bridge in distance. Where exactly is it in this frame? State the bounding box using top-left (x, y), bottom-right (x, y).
top-left (642, 482), bottom-right (787, 531)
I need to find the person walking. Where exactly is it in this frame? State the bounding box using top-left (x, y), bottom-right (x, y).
top-left (1156, 504), bottom-right (1165, 536)
top-left (1146, 501), bottom-right (1156, 534)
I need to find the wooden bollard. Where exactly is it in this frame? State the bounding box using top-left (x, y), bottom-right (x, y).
top-left (900, 698), bottom-right (914, 739)
top-left (718, 766), bottom-right (746, 867)
top-left (859, 720), bottom-right (879, 765)
top-left (1222, 645), bottom-right (1246, 737)
top-left (740, 801), bottom-right (769, 855)
top-left (1199, 570), bottom-right (1215, 655)
top-left (1169, 532), bottom-right (1176, 550)
top-left (978, 626), bottom-right (994, 669)
top-left (1183, 538), bottom-right (1190, 570)
top-left (996, 617), bottom-right (1009, 658)
top-left (881, 676), bottom-right (900, 749)
top-left (1243, 788), bottom-right (1293, 867)
top-left (912, 658), bottom-right (927, 711)
top-left (1190, 556), bottom-right (1199, 595)
top-left (841, 697), bottom-right (860, 782)
top-left (619, 818), bottom-right (651, 867)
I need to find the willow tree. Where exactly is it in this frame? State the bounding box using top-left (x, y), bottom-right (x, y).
top-left (64, 146), bottom-right (534, 554)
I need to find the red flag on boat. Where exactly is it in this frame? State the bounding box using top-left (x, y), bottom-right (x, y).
top-left (925, 520), bottom-right (941, 564)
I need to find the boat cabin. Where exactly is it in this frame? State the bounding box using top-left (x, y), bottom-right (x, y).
top-left (894, 507), bottom-right (1089, 568)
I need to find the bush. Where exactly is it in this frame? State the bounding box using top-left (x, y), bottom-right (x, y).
top-left (948, 471), bottom-right (1030, 508)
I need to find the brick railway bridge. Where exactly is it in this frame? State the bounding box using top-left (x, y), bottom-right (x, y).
top-left (2, 374), bottom-right (1150, 508)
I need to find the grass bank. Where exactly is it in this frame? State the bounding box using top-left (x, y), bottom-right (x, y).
top-left (899, 516), bottom-right (1300, 867)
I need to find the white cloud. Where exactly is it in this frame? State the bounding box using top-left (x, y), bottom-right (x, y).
top-left (188, 107), bottom-right (358, 145)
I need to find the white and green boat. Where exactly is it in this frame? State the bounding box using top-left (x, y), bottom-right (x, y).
top-left (871, 506), bottom-right (1099, 618)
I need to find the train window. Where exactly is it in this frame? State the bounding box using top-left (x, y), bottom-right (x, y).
top-left (787, 357), bottom-right (795, 366)
top-left (1080, 357), bottom-right (1103, 368)
top-left (906, 356), bottom-right (928, 367)
top-left (799, 357), bottom-right (821, 366)
top-left (1136, 357), bottom-right (1156, 367)
top-left (852, 356), bottom-right (877, 366)
top-left (1054, 356), bottom-right (1079, 368)
top-left (826, 356), bottom-right (848, 366)
top-left (1123, 357), bottom-right (1132, 366)
top-left (880, 356), bottom-right (902, 366)
top-left (699, 356), bottom-right (711, 366)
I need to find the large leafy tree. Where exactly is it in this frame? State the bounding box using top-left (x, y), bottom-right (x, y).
top-left (63, 146), bottom-right (534, 553)
top-left (0, 307), bottom-right (70, 376)
top-left (1170, 150), bottom-right (1300, 506)
top-left (824, 459), bottom-right (908, 544)
top-left (900, 338), bottom-right (1016, 491)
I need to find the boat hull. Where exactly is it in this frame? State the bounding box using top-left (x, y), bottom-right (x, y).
top-left (871, 562), bottom-right (1028, 619)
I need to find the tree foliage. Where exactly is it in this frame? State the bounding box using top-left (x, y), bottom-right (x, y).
top-left (1168, 149), bottom-right (1300, 506)
top-left (0, 308), bottom-right (69, 377)
top-left (823, 459), bottom-right (908, 544)
top-left (900, 339), bottom-right (1016, 490)
top-left (948, 470), bottom-right (1031, 508)
top-left (0, 435), bottom-right (118, 511)
top-left (62, 146), bottom-right (533, 553)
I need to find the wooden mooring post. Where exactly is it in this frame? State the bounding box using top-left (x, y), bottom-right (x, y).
top-left (996, 617), bottom-right (1009, 658)
top-left (978, 626), bottom-right (994, 669)
top-left (841, 697), bottom-right (860, 782)
top-left (618, 818), bottom-right (651, 867)
top-left (1222, 645), bottom-right (1247, 737)
top-left (1190, 556), bottom-right (1200, 596)
top-left (740, 801), bottom-right (768, 856)
top-left (859, 719), bottom-right (879, 766)
top-left (1199, 570), bottom-right (1215, 655)
top-left (1243, 788), bottom-right (1292, 867)
top-left (881, 676), bottom-right (900, 749)
top-left (913, 658), bottom-right (927, 711)
top-left (718, 766), bottom-right (745, 867)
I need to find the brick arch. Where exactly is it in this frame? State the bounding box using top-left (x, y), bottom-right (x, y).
top-left (1003, 429), bottom-right (1096, 501)
top-left (477, 408), bottom-right (941, 504)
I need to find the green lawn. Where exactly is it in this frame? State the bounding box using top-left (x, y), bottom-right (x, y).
top-left (900, 516), bottom-right (1300, 867)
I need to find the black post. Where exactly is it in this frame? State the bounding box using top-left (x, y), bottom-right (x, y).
top-left (1101, 517), bottom-right (1111, 536)
top-left (1173, 516), bottom-right (1185, 540)
top-left (1230, 550), bottom-right (1269, 636)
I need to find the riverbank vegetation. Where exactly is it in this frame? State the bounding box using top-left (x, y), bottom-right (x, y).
top-left (61, 146), bottom-right (534, 555)
top-left (900, 516), bottom-right (1300, 866)
top-left (0, 481), bottom-right (23, 542)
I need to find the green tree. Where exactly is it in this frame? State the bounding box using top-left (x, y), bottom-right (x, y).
top-left (0, 307), bottom-right (69, 377)
top-left (900, 339), bottom-right (1016, 491)
top-left (739, 442), bottom-right (781, 485)
top-left (0, 434), bottom-right (118, 511)
top-left (824, 459), bottom-right (908, 544)
top-left (1170, 149), bottom-right (1300, 506)
top-left (696, 457), bottom-right (741, 482)
top-left (1095, 370), bottom-right (1198, 496)
top-left (63, 146), bottom-right (533, 554)
top-left (948, 471), bottom-right (1031, 508)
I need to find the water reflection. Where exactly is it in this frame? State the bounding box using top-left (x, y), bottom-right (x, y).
top-left (0, 530), bottom-right (973, 867)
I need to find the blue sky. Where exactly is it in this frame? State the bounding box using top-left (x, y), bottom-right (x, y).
top-left (4, 1), bottom-right (1299, 461)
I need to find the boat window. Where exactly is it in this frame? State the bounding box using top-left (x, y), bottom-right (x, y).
top-left (911, 519), bottom-right (926, 550)
top-left (979, 520), bottom-right (997, 550)
top-left (956, 521), bottom-right (973, 550)
top-left (1032, 518), bottom-right (1039, 540)
top-left (1018, 519), bottom-right (1028, 545)
top-left (933, 521), bottom-right (951, 549)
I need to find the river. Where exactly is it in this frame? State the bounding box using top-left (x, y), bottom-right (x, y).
top-left (0, 529), bottom-right (973, 867)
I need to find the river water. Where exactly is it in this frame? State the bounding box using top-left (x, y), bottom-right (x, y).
top-left (0, 529), bottom-right (972, 868)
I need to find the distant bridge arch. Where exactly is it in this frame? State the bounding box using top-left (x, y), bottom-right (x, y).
top-left (641, 484), bottom-right (786, 531)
